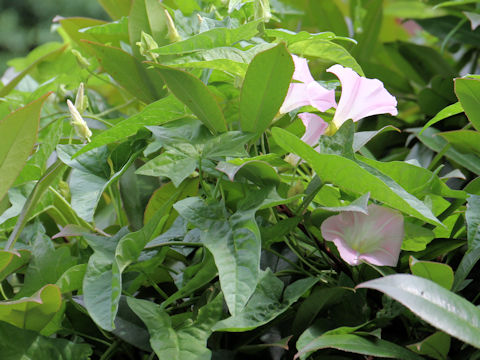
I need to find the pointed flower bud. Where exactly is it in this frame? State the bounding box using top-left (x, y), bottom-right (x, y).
top-left (164, 9), bottom-right (181, 43)
top-left (136, 31), bottom-right (159, 61)
top-left (254, 0), bottom-right (272, 22)
top-left (67, 99), bottom-right (92, 143)
top-left (74, 83), bottom-right (88, 114)
top-left (71, 49), bottom-right (91, 69)
top-left (321, 204), bottom-right (404, 267)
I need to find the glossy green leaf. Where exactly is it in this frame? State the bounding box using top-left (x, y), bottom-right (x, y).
top-left (419, 102), bottom-right (463, 135)
top-left (55, 264), bottom-right (87, 293)
top-left (240, 43), bottom-right (294, 136)
top-left (452, 247), bottom-right (480, 292)
top-left (357, 274), bottom-right (480, 349)
top-left (409, 257), bottom-right (454, 290)
top-left (289, 40), bottom-right (363, 76)
top-left (466, 194), bottom-right (480, 251)
top-left (0, 93), bottom-right (50, 202)
top-left (175, 195), bottom-right (264, 315)
top-left (264, 29), bottom-right (336, 45)
top-left (216, 159), bottom-right (280, 186)
top-left (403, 222), bottom-right (435, 252)
top-left (83, 41), bottom-right (166, 103)
top-left (152, 20), bottom-right (262, 55)
top-left (153, 64), bottom-right (227, 133)
top-left (353, 125), bottom-right (400, 152)
top-left (0, 284), bottom-right (62, 332)
top-left (272, 128), bottom-right (441, 225)
top-left (0, 321), bottom-right (92, 360)
top-left (127, 293), bottom-right (224, 360)
top-left (295, 333), bottom-right (423, 360)
top-left (455, 76), bottom-right (480, 131)
top-left (214, 270), bottom-right (317, 332)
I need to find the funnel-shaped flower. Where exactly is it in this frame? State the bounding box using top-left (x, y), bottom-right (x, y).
top-left (327, 65), bottom-right (398, 130)
top-left (321, 204), bottom-right (404, 266)
top-left (298, 113), bottom-right (328, 146)
top-left (280, 55), bottom-right (336, 114)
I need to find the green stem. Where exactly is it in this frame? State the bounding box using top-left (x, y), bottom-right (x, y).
top-left (99, 340), bottom-right (120, 360)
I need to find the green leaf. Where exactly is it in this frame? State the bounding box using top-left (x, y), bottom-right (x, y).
top-left (407, 332), bottom-right (451, 360)
top-left (438, 130), bottom-right (480, 157)
top-left (0, 93), bottom-right (50, 202)
top-left (214, 270), bottom-right (317, 332)
top-left (73, 96), bottom-right (186, 157)
top-left (452, 247), bottom-right (480, 292)
top-left (83, 41), bottom-right (166, 103)
top-left (289, 40), bottom-right (363, 76)
top-left (455, 77), bottom-right (480, 131)
top-left (0, 46), bottom-right (66, 98)
top-left (357, 274), bottom-right (480, 349)
top-left (419, 102), bottom-right (463, 135)
top-left (216, 158), bottom-right (280, 186)
top-left (0, 250), bottom-right (31, 282)
top-left (152, 20), bottom-right (262, 55)
top-left (240, 43), bottom-right (294, 136)
top-left (353, 125), bottom-right (401, 152)
top-left (409, 257), bottom-right (454, 290)
top-left (129, 0), bottom-right (168, 57)
top-left (0, 285), bottom-right (62, 332)
top-left (295, 333), bottom-right (423, 360)
top-left (264, 29), bottom-right (336, 45)
top-left (402, 222), bottom-right (435, 252)
top-left (83, 228), bottom-right (129, 331)
top-left (175, 195), bottom-right (264, 315)
top-left (127, 293), bottom-right (224, 360)
top-left (98, 0), bottom-right (132, 20)
top-left (272, 128), bottom-right (441, 225)
top-left (55, 264), bottom-right (87, 293)
top-left (0, 321), bottom-right (92, 360)
top-left (466, 195), bottom-right (480, 251)
top-left (153, 65), bottom-right (227, 133)
top-left (352, 0), bottom-right (383, 65)
top-left (413, 127), bottom-right (480, 175)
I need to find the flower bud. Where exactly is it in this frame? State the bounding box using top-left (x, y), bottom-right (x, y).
top-left (164, 9), bottom-right (181, 43)
top-left (136, 31), bottom-right (159, 61)
top-left (71, 49), bottom-right (91, 69)
top-left (74, 83), bottom-right (88, 114)
top-left (67, 99), bottom-right (92, 143)
top-left (254, 0), bottom-right (272, 22)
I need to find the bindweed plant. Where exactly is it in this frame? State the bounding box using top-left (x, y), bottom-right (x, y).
top-left (2, 0), bottom-right (480, 359)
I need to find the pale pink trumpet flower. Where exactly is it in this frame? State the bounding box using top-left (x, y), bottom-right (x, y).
top-left (321, 204), bottom-right (404, 266)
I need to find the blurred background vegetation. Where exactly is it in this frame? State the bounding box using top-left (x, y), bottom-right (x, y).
top-left (0, 0), bottom-right (108, 73)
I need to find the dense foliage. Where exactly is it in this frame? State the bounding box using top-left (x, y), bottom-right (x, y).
top-left (1, 0), bottom-right (480, 359)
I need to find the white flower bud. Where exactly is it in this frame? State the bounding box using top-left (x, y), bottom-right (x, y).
top-left (67, 99), bottom-right (92, 143)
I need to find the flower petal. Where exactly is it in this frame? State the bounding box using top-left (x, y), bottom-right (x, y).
top-left (298, 113), bottom-right (328, 146)
top-left (279, 83), bottom-right (311, 114)
top-left (292, 54), bottom-right (315, 83)
top-left (321, 204), bottom-right (404, 267)
top-left (306, 81), bottom-right (337, 112)
top-left (328, 64), bottom-right (398, 129)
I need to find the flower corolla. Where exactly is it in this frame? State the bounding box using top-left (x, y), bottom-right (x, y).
top-left (321, 204), bottom-right (404, 267)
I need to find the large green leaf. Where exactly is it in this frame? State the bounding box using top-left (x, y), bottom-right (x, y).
top-left (127, 293), bottom-right (224, 360)
top-left (0, 250), bottom-right (31, 282)
top-left (82, 41), bottom-right (166, 103)
top-left (409, 257), bottom-right (454, 290)
top-left (175, 194), bottom-right (264, 315)
top-left (357, 274), bottom-right (480, 349)
top-left (240, 43), bottom-right (294, 136)
top-left (352, 0), bottom-right (383, 65)
top-left (0, 285), bottom-right (62, 332)
top-left (272, 128), bottom-right (441, 225)
top-left (98, 0), bottom-right (132, 20)
top-left (466, 195), bottom-right (480, 251)
top-left (455, 77), bottom-right (480, 131)
top-left (151, 64), bottom-right (227, 133)
top-left (0, 321), bottom-right (92, 360)
top-left (214, 270), bottom-right (317, 332)
top-left (0, 93), bottom-right (50, 202)
top-left (129, 0), bottom-right (168, 57)
top-left (289, 40), bottom-right (363, 75)
top-left (152, 20), bottom-right (262, 55)
top-left (73, 95), bottom-right (187, 158)
top-left (295, 333), bottom-right (423, 360)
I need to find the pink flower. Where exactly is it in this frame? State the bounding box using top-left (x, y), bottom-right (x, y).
top-left (298, 113), bottom-right (328, 146)
top-left (280, 55), bottom-right (336, 114)
top-left (327, 65), bottom-right (398, 130)
top-left (321, 204), bottom-right (404, 266)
